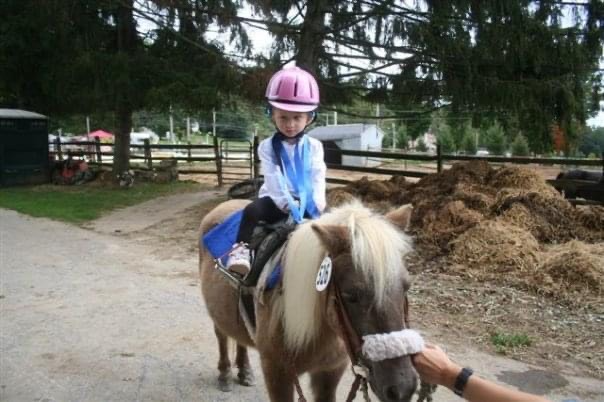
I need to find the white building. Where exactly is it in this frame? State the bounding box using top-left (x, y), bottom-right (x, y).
top-left (306, 123), bottom-right (384, 167)
top-left (130, 127), bottom-right (159, 145)
top-left (408, 131), bottom-right (437, 153)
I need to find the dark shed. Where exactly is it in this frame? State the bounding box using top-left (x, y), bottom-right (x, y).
top-left (0, 109), bottom-right (50, 186)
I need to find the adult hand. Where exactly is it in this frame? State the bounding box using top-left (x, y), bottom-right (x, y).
top-left (412, 343), bottom-right (461, 388)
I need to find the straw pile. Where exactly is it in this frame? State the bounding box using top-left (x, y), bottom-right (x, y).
top-left (492, 189), bottom-right (578, 243)
top-left (533, 241), bottom-right (604, 302)
top-left (326, 161), bottom-right (604, 301)
top-left (450, 220), bottom-right (541, 274)
top-left (417, 200), bottom-right (484, 252)
top-left (488, 165), bottom-right (560, 198)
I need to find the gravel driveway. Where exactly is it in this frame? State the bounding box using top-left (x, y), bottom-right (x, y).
top-left (1, 196), bottom-right (602, 402)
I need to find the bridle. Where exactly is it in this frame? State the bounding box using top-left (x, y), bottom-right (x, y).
top-left (290, 272), bottom-right (420, 402)
top-left (333, 284), bottom-right (411, 402)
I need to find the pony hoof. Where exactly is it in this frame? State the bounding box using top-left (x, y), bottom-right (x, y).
top-left (237, 368), bottom-right (255, 386)
top-left (218, 374), bottom-right (233, 392)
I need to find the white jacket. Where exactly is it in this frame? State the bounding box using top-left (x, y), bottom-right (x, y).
top-left (258, 134), bottom-right (326, 213)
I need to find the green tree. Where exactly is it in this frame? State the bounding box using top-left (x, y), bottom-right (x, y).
top-left (432, 114), bottom-right (456, 153)
top-left (579, 126), bottom-right (604, 156)
top-left (397, 125), bottom-right (410, 150)
top-left (461, 131), bottom-right (478, 155)
top-left (240, 1), bottom-right (602, 152)
top-left (415, 138), bottom-right (428, 153)
top-left (437, 131), bottom-right (456, 154)
top-left (511, 134), bottom-right (531, 156)
top-left (484, 123), bottom-right (507, 155)
top-left (0, 0), bottom-right (242, 181)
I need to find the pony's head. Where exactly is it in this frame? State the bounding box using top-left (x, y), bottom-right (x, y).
top-left (280, 201), bottom-right (418, 402)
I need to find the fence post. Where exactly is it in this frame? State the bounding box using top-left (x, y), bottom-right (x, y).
top-left (55, 137), bottom-right (63, 161)
top-left (253, 135), bottom-right (260, 179)
top-left (94, 137), bottom-right (102, 164)
top-left (187, 141), bottom-right (192, 162)
top-left (144, 139), bottom-right (152, 169)
top-left (213, 134), bottom-right (222, 186)
top-left (437, 143), bottom-right (442, 173)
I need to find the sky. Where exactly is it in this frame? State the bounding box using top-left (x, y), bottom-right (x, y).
top-left (587, 108), bottom-right (604, 128)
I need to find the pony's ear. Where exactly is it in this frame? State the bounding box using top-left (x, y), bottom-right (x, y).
top-left (311, 224), bottom-right (349, 255)
top-left (386, 204), bottom-right (413, 231)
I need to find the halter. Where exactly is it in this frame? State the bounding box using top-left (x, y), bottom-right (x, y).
top-left (290, 281), bottom-right (418, 402)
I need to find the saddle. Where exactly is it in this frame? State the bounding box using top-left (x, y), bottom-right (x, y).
top-left (243, 218), bottom-right (297, 287)
top-left (236, 218), bottom-right (296, 336)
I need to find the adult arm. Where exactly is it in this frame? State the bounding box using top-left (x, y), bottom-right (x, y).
top-left (413, 344), bottom-right (550, 402)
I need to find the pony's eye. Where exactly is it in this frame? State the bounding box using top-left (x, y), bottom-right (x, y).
top-left (342, 291), bottom-right (360, 304)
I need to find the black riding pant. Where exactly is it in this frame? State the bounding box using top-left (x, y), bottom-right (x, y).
top-left (236, 196), bottom-right (288, 244)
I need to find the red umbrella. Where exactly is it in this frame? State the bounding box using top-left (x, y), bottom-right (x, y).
top-left (89, 130), bottom-right (114, 139)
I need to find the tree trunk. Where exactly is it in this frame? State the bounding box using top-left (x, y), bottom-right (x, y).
top-left (296, 0), bottom-right (330, 72)
top-left (112, 0), bottom-right (136, 181)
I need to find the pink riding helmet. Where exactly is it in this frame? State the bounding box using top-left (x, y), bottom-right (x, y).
top-left (265, 65), bottom-right (320, 113)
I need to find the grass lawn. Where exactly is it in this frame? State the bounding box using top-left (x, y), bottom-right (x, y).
top-left (0, 182), bottom-right (203, 224)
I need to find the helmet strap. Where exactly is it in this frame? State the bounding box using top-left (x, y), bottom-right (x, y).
top-left (274, 129), bottom-right (305, 142)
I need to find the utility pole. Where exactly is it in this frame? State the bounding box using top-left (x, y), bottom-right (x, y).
top-left (186, 117), bottom-right (190, 141)
top-left (169, 105), bottom-right (174, 142)
top-left (376, 104), bottom-right (380, 128)
top-left (86, 116), bottom-right (91, 139)
top-left (391, 123), bottom-right (396, 151)
top-left (333, 111), bottom-right (338, 125)
top-left (212, 108), bottom-right (217, 138)
top-left (326, 114), bottom-right (329, 126)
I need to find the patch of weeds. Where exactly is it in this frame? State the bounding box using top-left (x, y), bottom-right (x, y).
top-left (491, 332), bottom-right (532, 354)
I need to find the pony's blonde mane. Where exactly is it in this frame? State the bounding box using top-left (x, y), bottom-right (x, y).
top-left (279, 201), bottom-right (413, 351)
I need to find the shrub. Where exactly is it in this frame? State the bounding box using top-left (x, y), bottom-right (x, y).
top-left (511, 134), bottom-right (530, 156)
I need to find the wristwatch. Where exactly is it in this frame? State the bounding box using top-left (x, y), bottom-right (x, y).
top-left (453, 367), bottom-right (473, 396)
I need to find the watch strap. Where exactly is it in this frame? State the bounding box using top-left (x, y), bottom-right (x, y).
top-left (453, 367), bottom-right (473, 396)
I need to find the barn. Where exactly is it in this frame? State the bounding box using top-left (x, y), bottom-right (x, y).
top-left (0, 109), bottom-right (50, 186)
top-left (306, 124), bottom-right (384, 167)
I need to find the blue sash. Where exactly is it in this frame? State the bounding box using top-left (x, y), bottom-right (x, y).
top-left (272, 136), bottom-right (320, 223)
top-left (201, 209), bottom-right (243, 265)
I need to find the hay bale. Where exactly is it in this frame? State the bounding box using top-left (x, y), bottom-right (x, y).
top-left (534, 241), bottom-right (604, 298)
top-left (327, 187), bottom-right (356, 208)
top-left (417, 200), bottom-right (484, 252)
top-left (489, 166), bottom-right (559, 197)
top-left (498, 203), bottom-right (540, 235)
top-left (576, 206), bottom-right (604, 233)
top-left (450, 220), bottom-right (540, 274)
top-left (389, 175), bottom-right (409, 189)
top-left (492, 189), bottom-right (577, 243)
top-left (451, 183), bottom-right (496, 213)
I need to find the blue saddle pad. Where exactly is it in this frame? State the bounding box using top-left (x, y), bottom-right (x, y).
top-left (201, 209), bottom-right (243, 265)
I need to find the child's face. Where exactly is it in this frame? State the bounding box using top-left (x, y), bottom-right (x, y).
top-left (272, 108), bottom-right (313, 138)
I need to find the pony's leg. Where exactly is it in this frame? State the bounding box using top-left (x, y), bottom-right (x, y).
top-left (310, 364), bottom-right (347, 402)
top-left (214, 326), bottom-right (232, 392)
top-left (235, 343), bottom-right (255, 386)
top-left (261, 358), bottom-right (294, 402)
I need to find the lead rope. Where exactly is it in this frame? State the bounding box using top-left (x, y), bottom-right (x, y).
top-left (293, 376), bottom-right (307, 402)
top-left (416, 381), bottom-right (438, 402)
top-left (288, 358), bottom-right (307, 402)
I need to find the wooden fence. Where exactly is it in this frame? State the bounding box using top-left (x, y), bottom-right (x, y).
top-left (50, 136), bottom-right (603, 202)
top-left (51, 135), bottom-right (241, 186)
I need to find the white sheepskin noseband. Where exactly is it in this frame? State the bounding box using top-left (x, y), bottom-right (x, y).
top-left (362, 329), bottom-right (424, 361)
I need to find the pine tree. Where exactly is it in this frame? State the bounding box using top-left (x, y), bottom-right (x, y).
top-left (511, 134), bottom-right (531, 156)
